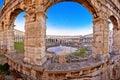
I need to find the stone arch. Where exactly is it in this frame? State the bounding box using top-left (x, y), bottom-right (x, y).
top-left (2, 6), bottom-right (27, 54)
top-left (44, 0), bottom-right (98, 18)
top-left (44, 0), bottom-right (101, 59)
top-left (108, 15), bottom-right (120, 53)
top-left (109, 15), bottom-right (119, 30)
top-left (9, 8), bottom-right (26, 28)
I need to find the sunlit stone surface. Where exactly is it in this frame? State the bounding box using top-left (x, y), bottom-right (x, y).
top-left (0, 0), bottom-right (120, 80)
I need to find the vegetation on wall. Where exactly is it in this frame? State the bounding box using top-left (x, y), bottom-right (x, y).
top-left (0, 63), bottom-right (10, 75)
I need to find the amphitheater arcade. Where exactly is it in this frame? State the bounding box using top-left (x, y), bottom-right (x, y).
top-left (0, 0), bottom-right (120, 80)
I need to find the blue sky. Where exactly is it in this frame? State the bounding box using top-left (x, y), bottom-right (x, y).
top-left (46, 2), bottom-right (93, 35)
top-left (14, 12), bottom-right (26, 31)
top-left (0, 1), bottom-right (113, 35)
top-left (0, 0), bottom-right (4, 9)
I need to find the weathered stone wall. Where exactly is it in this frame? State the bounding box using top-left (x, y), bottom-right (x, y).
top-left (0, 0), bottom-right (120, 79)
top-left (5, 54), bottom-right (120, 80)
top-left (0, 0), bottom-right (119, 64)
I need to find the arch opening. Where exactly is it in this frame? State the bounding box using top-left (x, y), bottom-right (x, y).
top-left (9, 9), bottom-right (26, 58)
top-left (108, 15), bottom-right (119, 54)
top-left (46, 1), bottom-right (93, 63)
top-left (108, 19), bottom-right (113, 53)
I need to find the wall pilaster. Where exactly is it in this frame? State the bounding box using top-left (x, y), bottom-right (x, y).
top-left (24, 10), bottom-right (47, 65)
top-left (113, 28), bottom-right (120, 53)
top-left (93, 17), bottom-right (109, 59)
top-left (6, 24), bottom-right (15, 53)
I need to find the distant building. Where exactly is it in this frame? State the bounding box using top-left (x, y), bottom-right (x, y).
top-left (80, 32), bottom-right (113, 52)
top-left (80, 34), bottom-right (93, 51)
top-left (109, 30), bottom-right (113, 52)
top-left (46, 35), bottom-right (82, 47)
top-left (82, 34), bottom-right (93, 43)
top-left (13, 29), bottom-right (113, 52)
top-left (13, 29), bottom-right (94, 49)
top-left (14, 29), bottom-right (24, 42)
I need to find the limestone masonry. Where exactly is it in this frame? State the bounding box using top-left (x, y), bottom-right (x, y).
top-left (0, 0), bottom-right (120, 80)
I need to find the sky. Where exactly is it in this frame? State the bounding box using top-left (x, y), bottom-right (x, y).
top-left (46, 2), bottom-right (93, 36)
top-left (0, 1), bottom-right (113, 36)
top-left (0, 0), bottom-right (4, 9)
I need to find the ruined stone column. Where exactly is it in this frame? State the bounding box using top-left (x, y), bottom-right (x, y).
top-left (0, 23), bottom-right (3, 49)
top-left (113, 28), bottom-right (120, 53)
top-left (24, 11), bottom-right (47, 65)
top-left (0, 26), bottom-right (3, 52)
top-left (3, 21), bottom-right (9, 53)
top-left (6, 24), bottom-right (15, 53)
top-left (93, 17), bottom-right (109, 59)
